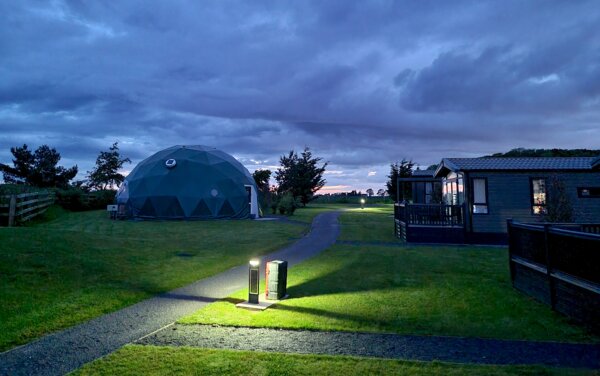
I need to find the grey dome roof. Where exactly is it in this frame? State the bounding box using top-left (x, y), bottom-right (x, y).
top-left (116, 145), bottom-right (256, 219)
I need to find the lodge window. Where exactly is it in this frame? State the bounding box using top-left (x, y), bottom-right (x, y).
top-left (443, 173), bottom-right (464, 205)
top-left (578, 187), bottom-right (600, 198)
top-left (531, 178), bottom-right (547, 215)
top-left (471, 178), bottom-right (488, 214)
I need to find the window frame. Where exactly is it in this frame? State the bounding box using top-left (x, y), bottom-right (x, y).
top-left (530, 177), bottom-right (548, 215)
top-left (470, 177), bottom-right (489, 215)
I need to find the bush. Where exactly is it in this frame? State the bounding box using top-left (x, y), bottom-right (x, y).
top-left (55, 188), bottom-right (116, 211)
top-left (270, 193), bottom-right (280, 214)
top-left (278, 192), bottom-right (299, 215)
top-left (55, 188), bottom-right (85, 211)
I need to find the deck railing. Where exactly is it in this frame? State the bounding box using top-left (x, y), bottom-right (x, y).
top-left (394, 202), bottom-right (466, 243)
top-left (394, 202), bottom-right (464, 227)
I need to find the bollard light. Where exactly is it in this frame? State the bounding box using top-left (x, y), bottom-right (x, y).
top-left (248, 259), bottom-right (260, 304)
top-left (360, 198), bottom-right (365, 209)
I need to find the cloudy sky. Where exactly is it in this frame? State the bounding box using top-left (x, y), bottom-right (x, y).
top-left (1, 1), bottom-right (599, 192)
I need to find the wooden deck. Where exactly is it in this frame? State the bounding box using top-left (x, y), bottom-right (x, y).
top-left (394, 203), bottom-right (466, 243)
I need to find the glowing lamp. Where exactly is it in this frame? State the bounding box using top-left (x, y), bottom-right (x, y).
top-left (248, 259), bottom-right (260, 304)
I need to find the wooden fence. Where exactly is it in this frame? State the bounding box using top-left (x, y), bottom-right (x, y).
top-left (507, 219), bottom-right (600, 333)
top-left (0, 191), bottom-right (55, 226)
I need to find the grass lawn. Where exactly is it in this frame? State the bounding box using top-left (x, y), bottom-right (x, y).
top-left (287, 204), bottom-right (349, 223)
top-left (180, 209), bottom-right (596, 343)
top-left (73, 345), bottom-right (596, 376)
top-left (338, 205), bottom-right (397, 242)
top-left (0, 207), bottom-right (308, 351)
top-left (179, 244), bottom-right (594, 342)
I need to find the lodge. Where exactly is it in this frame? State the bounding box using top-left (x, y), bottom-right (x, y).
top-left (395, 156), bottom-right (600, 244)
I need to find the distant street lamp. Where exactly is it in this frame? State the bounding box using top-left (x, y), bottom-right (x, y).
top-left (248, 259), bottom-right (260, 304)
top-left (360, 198), bottom-right (365, 209)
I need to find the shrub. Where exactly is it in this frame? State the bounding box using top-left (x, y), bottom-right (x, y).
top-left (55, 188), bottom-right (85, 211)
top-left (270, 193), bottom-right (280, 214)
top-left (278, 192), bottom-right (299, 215)
top-left (55, 188), bottom-right (116, 211)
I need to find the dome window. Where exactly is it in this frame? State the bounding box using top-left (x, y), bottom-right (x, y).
top-left (165, 159), bottom-right (177, 169)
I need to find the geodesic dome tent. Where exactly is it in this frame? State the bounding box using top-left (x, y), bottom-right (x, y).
top-left (115, 145), bottom-right (258, 219)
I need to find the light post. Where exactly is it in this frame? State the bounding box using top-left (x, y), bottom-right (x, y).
top-left (248, 259), bottom-right (260, 304)
top-left (360, 198), bottom-right (365, 209)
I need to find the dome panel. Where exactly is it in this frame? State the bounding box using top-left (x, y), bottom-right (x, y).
top-left (218, 199), bottom-right (236, 217)
top-left (139, 197), bottom-right (157, 217)
top-left (116, 145), bottom-right (256, 220)
top-left (191, 199), bottom-right (212, 217)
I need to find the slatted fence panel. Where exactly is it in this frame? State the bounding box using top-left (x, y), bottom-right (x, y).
top-left (0, 191), bottom-right (55, 226)
top-left (507, 220), bottom-right (600, 333)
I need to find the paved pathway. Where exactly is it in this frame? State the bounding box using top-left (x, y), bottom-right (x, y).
top-left (0, 212), bottom-right (340, 376)
top-left (137, 324), bottom-right (600, 369)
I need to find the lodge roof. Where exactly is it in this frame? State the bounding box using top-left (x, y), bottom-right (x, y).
top-left (435, 157), bottom-right (599, 177)
top-left (411, 169), bottom-right (436, 177)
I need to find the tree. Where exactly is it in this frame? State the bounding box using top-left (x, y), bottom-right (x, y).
top-left (86, 142), bottom-right (131, 190)
top-left (252, 169), bottom-right (271, 189)
top-left (377, 188), bottom-right (386, 197)
top-left (0, 144), bottom-right (78, 188)
top-left (275, 147), bottom-right (327, 206)
top-left (545, 176), bottom-right (573, 222)
top-left (489, 148), bottom-right (600, 158)
top-left (252, 169), bottom-right (272, 211)
top-left (385, 159), bottom-right (414, 202)
top-left (366, 188), bottom-right (374, 197)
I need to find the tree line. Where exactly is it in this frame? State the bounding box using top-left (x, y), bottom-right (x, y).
top-left (0, 142), bottom-right (130, 191)
top-left (0, 142), bottom-right (329, 216)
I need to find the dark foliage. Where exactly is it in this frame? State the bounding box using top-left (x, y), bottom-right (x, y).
top-left (86, 142), bottom-right (131, 190)
top-left (252, 169), bottom-right (271, 188)
top-left (275, 147), bottom-right (327, 206)
top-left (0, 144), bottom-right (78, 188)
top-left (252, 169), bottom-right (272, 212)
top-left (278, 192), bottom-right (299, 215)
top-left (488, 148), bottom-right (600, 158)
top-left (55, 188), bottom-right (116, 211)
top-left (386, 159), bottom-right (414, 202)
top-left (545, 176), bottom-right (573, 222)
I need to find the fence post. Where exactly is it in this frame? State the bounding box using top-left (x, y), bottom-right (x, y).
top-left (506, 219), bottom-right (515, 283)
top-left (8, 195), bottom-right (17, 227)
top-left (543, 224), bottom-right (557, 310)
top-left (394, 204), bottom-right (398, 238)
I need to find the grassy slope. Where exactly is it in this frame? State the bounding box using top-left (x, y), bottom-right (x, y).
top-left (286, 204), bottom-right (349, 223)
top-left (73, 345), bottom-right (596, 376)
top-left (180, 206), bottom-right (595, 342)
top-left (338, 205), bottom-right (397, 242)
top-left (0, 209), bottom-right (306, 351)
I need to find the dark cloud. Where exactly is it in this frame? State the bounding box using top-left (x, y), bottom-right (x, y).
top-left (1, 0), bottom-right (599, 191)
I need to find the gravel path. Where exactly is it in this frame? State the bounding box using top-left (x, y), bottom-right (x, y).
top-left (0, 212), bottom-right (340, 376)
top-left (137, 324), bottom-right (600, 369)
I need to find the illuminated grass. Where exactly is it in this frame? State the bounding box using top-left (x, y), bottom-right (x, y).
top-left (287, 204), bottom-right (348, 223)
top-left (338, 205), bottom-right (397, 242)
top-left (73, 345), bottom-right (596, 376)
top-left (180, 209), bottom-right (596, 343)
top-left (0, 209), bottom-right (306, 351)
